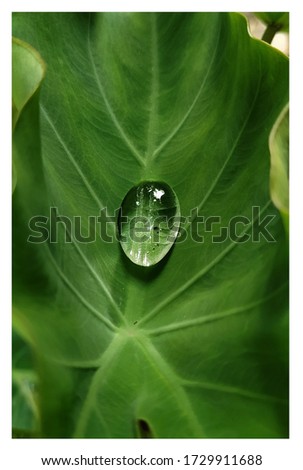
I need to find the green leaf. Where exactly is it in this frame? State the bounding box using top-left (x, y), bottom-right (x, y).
top-left (12, 13), bottom-right (288, 438)
top-left (269, 103), bottom-right (289, 231)
top-left (12, 37), bottom-right (45, 129)
top-left (255, 13), bottom-right (289, 44)
top-left (12, 37), bottom-right (45, 199)
top-left (12, 331), bottom-right (39, 436)
top-left (12, 34), bottom-right (49, 313)
top-left (255, 12), bottom-right (289, 32)
top-left (12, 37), bottom-right (48, 437)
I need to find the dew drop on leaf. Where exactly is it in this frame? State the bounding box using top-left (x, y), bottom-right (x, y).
top-left (118, 181), bottom-right (180, 267)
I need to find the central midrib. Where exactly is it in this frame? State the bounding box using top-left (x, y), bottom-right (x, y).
top-left (145, 13), bottom-right (159, 168)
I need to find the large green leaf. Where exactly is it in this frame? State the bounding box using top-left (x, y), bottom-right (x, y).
top-left (12, 13), bottom-right (288, 438)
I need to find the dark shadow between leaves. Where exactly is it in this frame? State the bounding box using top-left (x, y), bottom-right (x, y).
top-left (135, 419), bottom-right (154, 438)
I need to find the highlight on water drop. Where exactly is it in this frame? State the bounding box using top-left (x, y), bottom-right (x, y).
top-left (118, 181), bottom-right (180, 267)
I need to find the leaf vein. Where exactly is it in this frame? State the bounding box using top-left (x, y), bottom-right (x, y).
top-left (182, 379), bottom-right (288, 405)
top-left (136, 337), bottom-right (204, 436)
top-left (186, 68), bottom-right (262, 229)
top-left (146, 282), bottom-right (288, 336)
top-left (138, 200), bottom-right (272, 326)
top-left (73, 335), bottom-right (125, 437)
top-left (87, 14), bottom-right (145, 167)
top-left (152, 19), bottom-right (222, 160)
top-left (46, 246), bottom-right (118, 332)
top-left (41, 106), bottom-right (104, 209)
top-left (68, 236), bottom-right (126, 326)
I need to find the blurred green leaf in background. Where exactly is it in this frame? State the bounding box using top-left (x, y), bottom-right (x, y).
top-left (255, 12), bottom-right (289, 32)
top-left (269, 104), bottom-right (289, 232)
top-left (255, 12), bottom-right (289, 44)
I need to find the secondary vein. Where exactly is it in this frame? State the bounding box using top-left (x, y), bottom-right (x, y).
top-left (73, 335), bottom-right (126, 437)
top-left (137, 200), bottom-right (272, 327)
top-left (46, 246), bottom-right (118, 333)
top-left (135, 337), bottom-right (205, 436)
top-left (68, 234), bottom-right (126, 326)
top-left (151, 18), bottom-right (222, 160)
top-left (146, 282), bottom-right (288, 336)
top-left (182, 379), bottom-right (288, 405)
top-left (41, 106), bottom-right (104, 210)
top-left (185, 68), bottom-right (262, 230)
top-left (87, 13), bottom-right (145, 167)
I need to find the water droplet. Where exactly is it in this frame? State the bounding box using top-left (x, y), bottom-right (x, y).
top-left (118, 181), bottom-right (180, 267)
